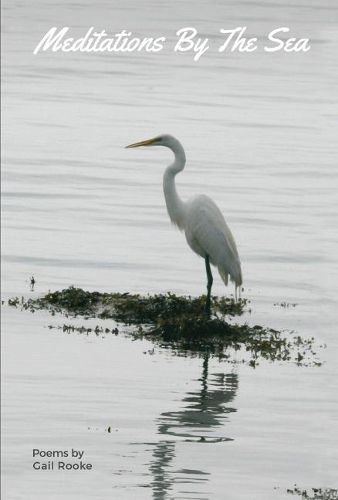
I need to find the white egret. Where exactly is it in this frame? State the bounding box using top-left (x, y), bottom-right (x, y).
top-left (126, 134), bottom-right (242, 315)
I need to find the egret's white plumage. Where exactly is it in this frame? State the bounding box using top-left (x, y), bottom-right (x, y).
top-left (184, 194), bottom-right (242, 287)
top-left (126, 134), bottom-right (242, 311)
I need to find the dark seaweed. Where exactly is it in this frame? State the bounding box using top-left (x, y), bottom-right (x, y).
top-left (7, 286), bottom-right (322, 366)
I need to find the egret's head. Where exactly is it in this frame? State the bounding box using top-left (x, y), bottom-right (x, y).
top-left (126, 134), bottom-right (176, 149)
top-left (126, 134), bottom-right (186, 167)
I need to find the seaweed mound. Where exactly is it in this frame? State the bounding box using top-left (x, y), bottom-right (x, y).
top-left (8, 286), bottom-right (321, 366)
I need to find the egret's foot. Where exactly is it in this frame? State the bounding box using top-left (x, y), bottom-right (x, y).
top-left (204, 300), bottom-right (211, 319)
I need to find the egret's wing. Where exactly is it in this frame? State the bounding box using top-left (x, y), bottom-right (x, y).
top-left (186, 195), bottom-right (242, 286)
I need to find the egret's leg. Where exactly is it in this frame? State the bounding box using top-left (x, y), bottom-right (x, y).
top-left (205, 255), bottom-right (213, 317)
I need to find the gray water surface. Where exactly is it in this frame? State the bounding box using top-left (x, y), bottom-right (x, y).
top-left (2, 0), bottom-right (338, 499)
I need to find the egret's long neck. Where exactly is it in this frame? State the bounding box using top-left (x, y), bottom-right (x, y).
top-left (163, 140), bottom-right (186, 230)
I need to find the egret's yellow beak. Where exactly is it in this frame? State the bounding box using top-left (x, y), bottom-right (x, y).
top-left (125, 138), bottom-right (157, 148)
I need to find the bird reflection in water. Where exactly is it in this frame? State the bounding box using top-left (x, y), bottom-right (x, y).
top-left (148, 355), bottom-right (238, 499)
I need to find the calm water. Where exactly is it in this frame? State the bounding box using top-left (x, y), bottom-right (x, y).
top-left (2, 0), bottom-right (338, 499)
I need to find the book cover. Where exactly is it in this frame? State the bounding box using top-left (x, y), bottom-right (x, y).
top-left (2, 1), bottom-right (337, 499)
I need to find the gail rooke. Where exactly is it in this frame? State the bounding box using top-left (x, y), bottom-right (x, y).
top-left (32, 448), bottom-right (93, 471)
